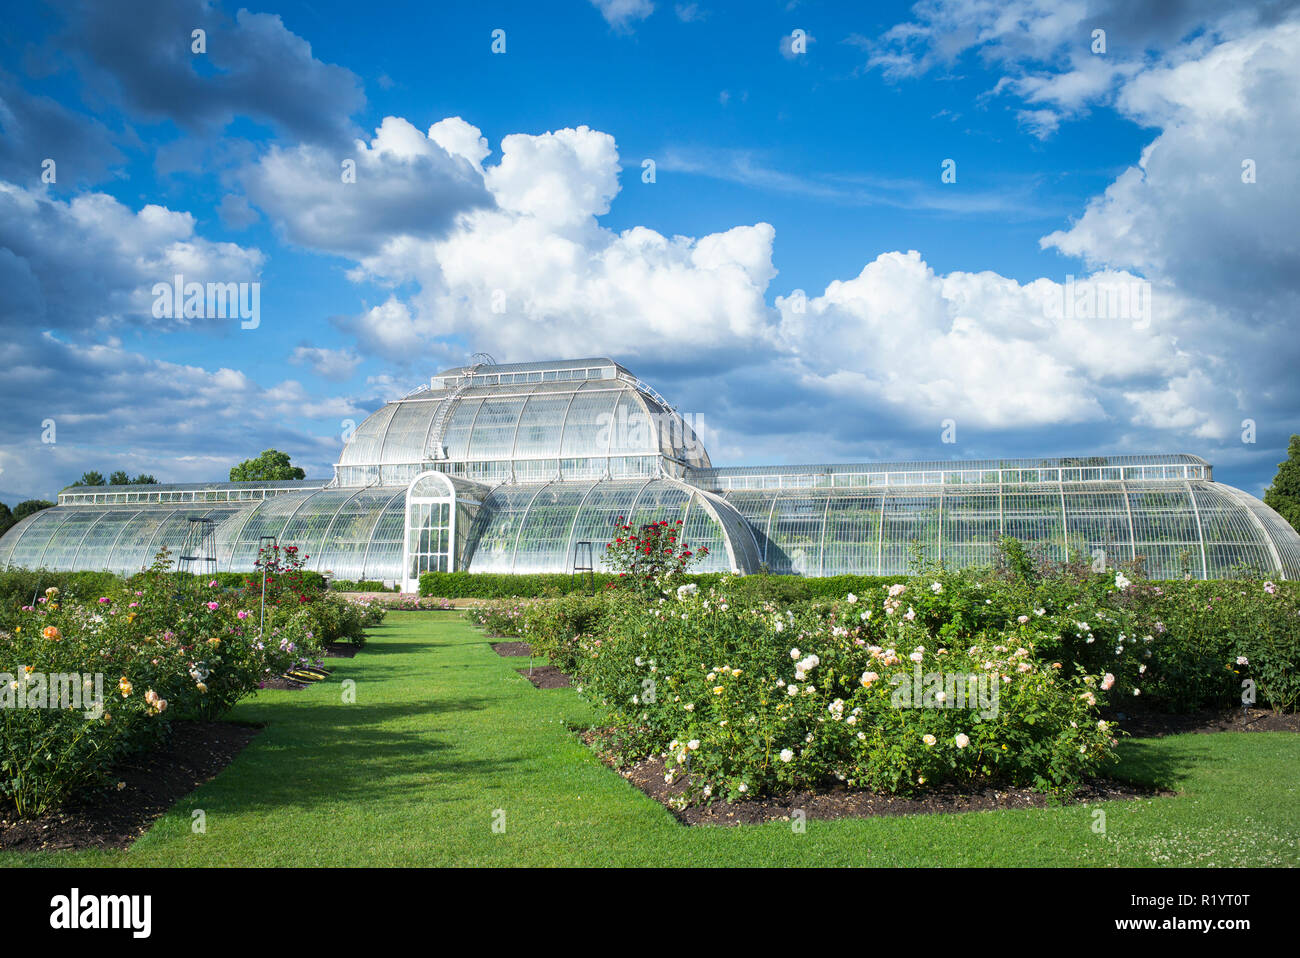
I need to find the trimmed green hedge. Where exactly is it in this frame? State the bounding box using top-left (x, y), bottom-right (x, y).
top-left (418, 570), bottom-right (906, 601)
top-left (419, 571), bottom-right (620, 597)
top-left (328, 579), bottom-right (399, 593)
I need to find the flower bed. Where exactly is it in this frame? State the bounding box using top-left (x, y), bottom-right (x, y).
top-left (348, 594), bottom-right (455, 611)
top-left (467, 534), bottom-right (1299, 803)
top-left (577, 582), bottom-right (1118, 799)
top-left (0, 549), bottom-right (381, 818)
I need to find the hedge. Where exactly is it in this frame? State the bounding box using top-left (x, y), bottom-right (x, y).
top-left (419, 571), bottom-right (621, 597)
top-left (418, 570), bottom-right (907, 601)
top-left (328, 579), bottom-right (399, 593)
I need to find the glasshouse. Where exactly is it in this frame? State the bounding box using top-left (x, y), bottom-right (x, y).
top-left (3, 357), bottom-right (1299, 587)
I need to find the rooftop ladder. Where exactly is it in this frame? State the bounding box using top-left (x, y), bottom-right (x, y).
top-left (427, 363), bottom-right (485, 459)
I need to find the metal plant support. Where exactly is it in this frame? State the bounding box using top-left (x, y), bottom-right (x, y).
top-left (177, 517), bottom-right (217, 577)
top-left (257, 535), bottom-right (278, 638)
top-left (572, 540), bottom-right (595, 594)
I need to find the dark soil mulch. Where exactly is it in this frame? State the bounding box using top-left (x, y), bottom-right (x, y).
top-left (1107, 706), bottom-right (1300, 738)
top-left (583, 730), bottom-right (1167, 827)
top-left (492, 641), bottom-right (533, 657)
top-left (0, 720), bottom-right (261, 852)
top-left (325, 642), bottom-right (359, 658)
top-left (517, 665), bottom-right (572, 689)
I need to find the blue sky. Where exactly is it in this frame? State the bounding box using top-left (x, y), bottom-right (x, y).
top-left (1, 0), bottom-right (1297, 502)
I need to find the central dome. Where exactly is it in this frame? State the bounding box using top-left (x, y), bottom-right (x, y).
top-left (335, 358), bottom-right (711, 486)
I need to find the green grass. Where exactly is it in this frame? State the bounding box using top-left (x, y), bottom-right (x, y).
top-left (4, 610), bottom-right (1298, 867)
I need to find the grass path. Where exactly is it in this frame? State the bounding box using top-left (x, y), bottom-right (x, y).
top-left (5, 610), bottom-right (1299, 867)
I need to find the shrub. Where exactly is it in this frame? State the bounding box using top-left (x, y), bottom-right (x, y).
top-left (0, 550), bottom-right (372, 818)
top-left (273, 594), bottom-right (378, 647)
top-left (419, 570), bottom-right (907, 601)
top-left (573, 577), bottom-right (1118, 799)
top-left (375, 595), bottom-right (454, 611)
top-left (421, 571), bottom-right (622, 598)
top-left (467, 594), bottom-right (615, 671)
top-left (603, 517), bottom-right (707, 592)
top-left (465, 598), bottom-right (534, 636)
top-left (522, 594), bottom-right (613, 673)
top-left (462, 567), bottom-right (1300, 716)
top-left (328, 579), bottom-right (398, 593)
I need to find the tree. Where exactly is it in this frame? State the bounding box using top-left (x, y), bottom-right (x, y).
top-left (229, 449), bottom-right (306, 482)
top-left (72, 471), bottom-right (106, 487)
top-left (0, 502), bottom-right (12, 537)
top-left (1264, 434), bottom-right (1300, 533)
top-left (105, 471), bottom-right (158, 485)
top-left (12, 500), bottom-right (54, 521)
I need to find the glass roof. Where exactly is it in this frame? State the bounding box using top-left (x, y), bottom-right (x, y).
top-left (338, 377), bottom-right (710, 474)
top-left (692, 456), bottom-right (1212, 490)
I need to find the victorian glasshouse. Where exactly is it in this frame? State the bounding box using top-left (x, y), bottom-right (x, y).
top-left (2, 357), bottom-right (1298, 589)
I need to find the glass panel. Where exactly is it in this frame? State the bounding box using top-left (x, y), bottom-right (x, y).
top-left (1063, 488), bottom-right (1132, 566)
top-left (361, 493), bottom-right (408, 582)
top-left (880, 494), bottom-right (941, 575)
top-left (942, 492), bottom-right (1000, 570)
top-left (514, 392), bottom-right (570, 460)
top-left (442, 397), bottom-right (484, 460)
top-left (6, 509), bottom-right (77, 569)
top-left (380, 400), bottom-right (437, 464)
top-left (340, 403), bottom-right (397, 465)
top-left (560, 386), bottom-right (621, 459)
top-left (765, 495), bottom-right (824, 575)
top-left (467, 397), bottom-right (525, 461)
top-left (1126, 485), bottom-right (1200, 578)
top-left (1001, 489), bottom-right (1066, 563)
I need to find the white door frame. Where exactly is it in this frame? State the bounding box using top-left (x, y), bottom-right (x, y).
top-left (402, 471), bottom-right (458, 592)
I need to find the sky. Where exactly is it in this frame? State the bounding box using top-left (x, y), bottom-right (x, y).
top-left (1, 0), bottom-right (1297, 502)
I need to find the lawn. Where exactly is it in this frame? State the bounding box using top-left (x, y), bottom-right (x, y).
top-left (4, 610), bottom-right (1298, 867)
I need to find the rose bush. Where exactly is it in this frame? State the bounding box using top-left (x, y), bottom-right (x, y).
top-left (573, 578), bottom-right (1117, 799)
top-left (603, 517), bottom-right (708, 594)
top-left (466, 526), bottom-right (1298, 803)
top-left (0, 550), bottom-right (338, 817)
top-left (467, 594), bottom-right (611, 672)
